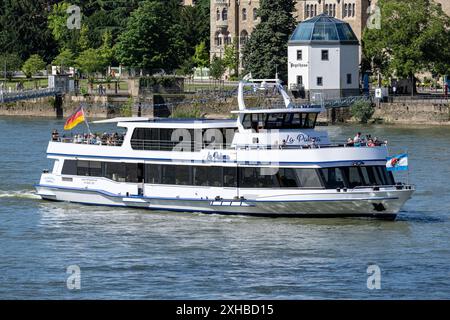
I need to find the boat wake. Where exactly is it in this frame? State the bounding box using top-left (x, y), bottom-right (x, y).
top-left (0, 190), bottom-right (41, 200)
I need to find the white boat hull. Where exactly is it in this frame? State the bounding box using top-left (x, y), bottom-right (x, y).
top-left (35, 184), bottom-right (414, 219)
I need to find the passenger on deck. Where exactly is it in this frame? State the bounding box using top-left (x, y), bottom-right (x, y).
top-left (51, 129), bottom-right (59, 142)
top-left (346, 138), bottom-right (354, 147)
top-left (367, 138), bottom-right (375, 147)
top-left (354, 132), bottom-right (362, 147)
top-left (374, 137), bottom-right (383, 146)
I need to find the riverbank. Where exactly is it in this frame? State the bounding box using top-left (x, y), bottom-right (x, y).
top-left (1, 94), bottom-right (449, 125)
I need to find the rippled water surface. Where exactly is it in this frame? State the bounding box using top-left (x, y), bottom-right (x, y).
top-left (0, 116), bottom-right (449, 299)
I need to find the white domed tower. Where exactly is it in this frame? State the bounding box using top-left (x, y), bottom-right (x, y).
top-left (288, 13), bottom-right (360, 100)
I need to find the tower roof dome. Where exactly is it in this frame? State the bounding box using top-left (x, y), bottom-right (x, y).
top-left (289, 14), bottom-right (359, 45)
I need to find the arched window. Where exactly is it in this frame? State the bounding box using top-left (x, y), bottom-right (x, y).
top-left (315, 5), bottom-right (317, 16)
top-left (352, 4), bottom-right (356, 17)
top-left (333, 4), bottom-right (336, 17)
top-left (344, 4), bottom-right (348, 17)
top-left (348, 3), bottom-right (352, 17)
top-left (223, 31), bottom-right (232, 46)
top-left (306, 4), bottom-right (309, 18)
top-left (242, 8), bottom-right (247, 21)
top-left (240, 30), bottom-right (249, 46)
top-left (253, 8), bottom-right (258, 20)
top-left (325, 4), bottom-right (329, 15)
top-left (216, 8), bottom-right (220, 21)
top-left (215, 32), bottom-right (222, 47)
top-left (222, 8), bottom-right (228, 21)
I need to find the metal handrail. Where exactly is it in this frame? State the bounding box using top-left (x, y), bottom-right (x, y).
top-left (56, 137), bottom-right (124, 147)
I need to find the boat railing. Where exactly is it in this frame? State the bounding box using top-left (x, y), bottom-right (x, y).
top-left (129, 138), bottom-right (387, 152)
top-left (54, 136), bottom-right (124, 147)
top-left (234, 142), bottom-right (387, 150)
top-left (352, 184), bottom-right (415, 191)
top-left (130, 139), bottom-right (232, 151)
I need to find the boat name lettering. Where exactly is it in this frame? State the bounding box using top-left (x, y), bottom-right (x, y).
top-left (206, 151), bottom-right (230, 162)
top-left (285, 133), bottom-right (321, 144)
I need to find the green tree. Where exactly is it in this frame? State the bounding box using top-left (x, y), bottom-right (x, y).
top-left (52, 49), bottom-right (75, 69)
top-left (76, 48), bottom-right (107, 77)
top-left (48, 2), bottom-right (72, 49)
top-left (115, 1), bottom-right (186, 72)
top-left (223, 42), bottom-right (239, 77)
top-left (22, 54), bottom-right (46, 78)
top-left (99, 30), bottom-right (115, 68)
top-left (363, 0), bottom-right (450, 95)
top-left (0, 0), bottom-right (57, 61)
top-left (0, 53), bottom-right (23, 80)
top-left (78, 24), bottom-right (91, 52)
top-left (22, 54), bottom-right (47, 88)
top-left (179, 0), bottom-right (210, 58)
top-left (209, 56), bottom-right (225, 80)
top-left (242, 0), bottom-right (296, 82)
top-left (350, 100), bottom-right (375, 124)
top-left (193, 41), bottom-right (209, 68)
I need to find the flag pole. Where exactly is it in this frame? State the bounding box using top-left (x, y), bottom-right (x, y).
top-left (406, 148), bottom-right (410, 186)
top-left (81, 104), bottom-right (92, 136)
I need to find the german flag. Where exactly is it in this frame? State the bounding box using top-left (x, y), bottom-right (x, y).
top-left (64, 106), bottom-right (86, 130)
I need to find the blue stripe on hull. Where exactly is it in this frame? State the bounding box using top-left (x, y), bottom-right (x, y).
top-left (47, 152), bottom-right (386, 166)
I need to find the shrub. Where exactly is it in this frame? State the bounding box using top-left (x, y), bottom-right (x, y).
top-left (350, 100), bottom-right (375, 124)
top-left (120, 98), bottom-right (133, 117)
top-left (171, 106), bottom-right (202, 119)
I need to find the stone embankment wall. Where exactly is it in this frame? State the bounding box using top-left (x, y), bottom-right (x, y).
top-left (1, 93), bottom-right (450, 125)
top-left (373, 101), bottom-right (450, 125)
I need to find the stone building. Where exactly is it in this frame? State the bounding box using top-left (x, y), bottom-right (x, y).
top-left (210, 0), bottom-right (450, 62)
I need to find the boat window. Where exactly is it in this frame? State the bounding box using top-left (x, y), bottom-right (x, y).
top-left (77, 160), bottom-right (90, 176)
top-left (277, 168), bottom-right (299, 188)
top-left (209, 167), bottom-right (223, 187)
top-left (61, 160), bottom-right (77, 175)
top-left (242, 114), bottom-right (252, 129)
top-left (89, 161), bottom-right (103, 177)
top-left (145, 164), bottom-right (161, 184)
top-left (343, 167), bottom-right (365, 188)
top-left (223, 167), bottom-right (237, 187)
top-left (194, 166), bottom-right (210, 186)
top-left (318, 167), bottom-right (347, 189)
top-left (131, 127), bottom-right (236, 151)
top-left (241, 113), bottom-right (318, 130)
top-left (174, 165), bottom-right (191, 185)
top-left (104, 162), bottom-right (127, 182)
top-left (125, 163), bottom-right (140, 183)
top-left (162, 165), bottom-right (177, 185)
top-left (303, 113), bottom-right (318, 129)
top-left (295, 168), bottom-right (323, 188)
top-left (265, 113), bottom-right (286, 129)
top-left (320, 166), bottom-right (396, 188)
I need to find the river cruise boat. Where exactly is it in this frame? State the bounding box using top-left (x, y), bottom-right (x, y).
top-left (36, 80), bottom-right (414, 219)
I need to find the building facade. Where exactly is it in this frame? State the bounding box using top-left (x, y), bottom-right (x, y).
top-left (210, 0), bottom-right (450, 61)
top-left (288, 14), bottom-right (360, 98)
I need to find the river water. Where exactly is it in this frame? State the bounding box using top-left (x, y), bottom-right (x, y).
top-left (0, 116), bottom-right (449, 299)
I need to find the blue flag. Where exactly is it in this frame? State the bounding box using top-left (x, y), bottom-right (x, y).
top-left (386, 154), bottom-right (409, 171)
